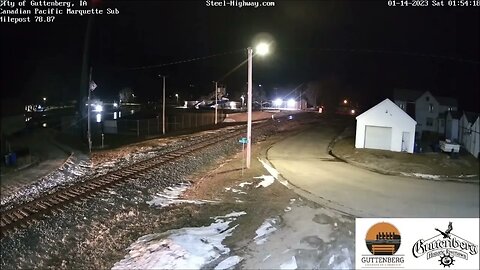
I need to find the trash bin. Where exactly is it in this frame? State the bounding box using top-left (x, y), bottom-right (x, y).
top-left (9, 152), bottom-right (17, 166)
top-left (4, 154), bottom-right (10, 166)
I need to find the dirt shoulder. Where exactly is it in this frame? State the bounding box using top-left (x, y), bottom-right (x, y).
top-left (331, 135), bottom-right (479, 183)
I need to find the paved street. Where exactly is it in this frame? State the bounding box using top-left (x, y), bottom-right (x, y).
top-left (267, 120), bottom-right (480, 218)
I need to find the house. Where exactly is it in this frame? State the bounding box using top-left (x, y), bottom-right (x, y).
top-left (355, 98), bottom-right (416, 153)
top-left (459, 112), bottom-right (480, 158)
top-left (393, 89), bottom-right (457, 138)
top-left (445, 111), bottom-right (462, 142)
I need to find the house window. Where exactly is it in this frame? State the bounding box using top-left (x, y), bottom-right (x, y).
top-left (448, 107), bottom-right (452, 111)
top-left (429, 104), bottom-right (434, 112)
top-left (426, 96), bottom-right (430, 101)
top-left (426, 117), bottom-right (433, 126)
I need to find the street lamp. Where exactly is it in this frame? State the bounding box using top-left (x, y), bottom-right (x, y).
top-left (158, 75), bottom-right (166, 135)
top-left (175, 93), bottom-right (179, 104)
top-left (246, 42), bottom-right (270, 169)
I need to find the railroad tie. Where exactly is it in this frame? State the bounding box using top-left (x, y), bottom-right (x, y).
top-left (57, 194), bottom-right (70, 201)
top-left (1, 216), bottom-right (11, 225)
top-left (64, 191), bottom-right (77, 197)
top-left (24, 206), bottom-right (38, 213)
top-left (13, 211), bottom-right (24, 220)
top-left (42, 201), bottom-right (53, 207)
top-left (36, 202), bottom-right (48, 209)
top-left (18, 209), bottom-right (29, 217)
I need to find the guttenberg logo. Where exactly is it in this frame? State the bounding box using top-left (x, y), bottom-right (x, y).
top-left (411, 221), bottom-right (479, 268)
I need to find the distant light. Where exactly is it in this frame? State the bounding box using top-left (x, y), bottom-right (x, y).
top-left (274, 98), bottom-right (283, 107)
top-left (113, 102), bottom-right (118, 108)
top-left (319, 107), bottom-right (323, 113)
top-left (96, 113), bottom-right (102, 123)
top-left (38, 105), bottom-right (42, 109)
top-left (175, 94), bottom-right (179, 98)
top-left (130, 109), bottom-right (134, 115)
top-left (343, 99), bottom-right (348, 104)
top-left (118, 111), bottom-right (122, 118)
top-left (113, 112), bottom-right (118, 120)
top-left (42, 122), bottom-right (47, 128)
top-left (259, 84), bottom-right (262, 87)
top-left (351, 109), bottom-right (356, 115)
top-left (43, 97), bottom-right (47, 101)
top-left (230, 101), bottom-right (237, 109)
top-left (287, 99), bottom-right (296, 108)
top-left (94, 104), bottom-right (103, 112)
top-left (256, 42), bottom-right (270, 56)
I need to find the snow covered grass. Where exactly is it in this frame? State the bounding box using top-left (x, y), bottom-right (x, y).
top-left (254, 175), bottom-right (275, 188)
top-left (400, 172), bottom-right (442, 180)
top-left (112, 211), bottom-right (246, 269)
top-left (253, 218), bottom-right (278, 245)
top-left (147, 183), bottom-right (218, 207)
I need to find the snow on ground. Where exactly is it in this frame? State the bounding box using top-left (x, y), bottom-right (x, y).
top-left (147, 183), bottom-right (217, 207)
top-left (224, 187), bottom-right (247, 194)
top-left (112, 211), bottom-right (246, 270)
top-left (238, 181), bottom-right (252, 187)
top-left (214, 256), bottom-right (243, 270)
top-left (253, 218), bottom-right (278, 245)
top-left (254, 175), bottom-right (275, 188)
top-left (400, 172), bottom-right (441, 180)
top-left (258, 158), bottom-right (279, 179)
top-left (280, 256), bottom-right (297, 269)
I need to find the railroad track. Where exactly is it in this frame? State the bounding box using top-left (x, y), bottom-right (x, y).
top-left (0, 121), bottom-right (272, 238)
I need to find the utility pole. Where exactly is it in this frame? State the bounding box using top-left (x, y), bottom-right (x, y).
top-left (159, 75), bottom-right (166, 135)
top-left (246, 47), bottom-right (253, 169)
top-left (87, 67), bottom-right (92, 153)
top-left (214, 81), bottom-right (218, 124)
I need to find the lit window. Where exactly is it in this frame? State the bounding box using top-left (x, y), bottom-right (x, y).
top-left (429, 104), bottom-right (434, 112)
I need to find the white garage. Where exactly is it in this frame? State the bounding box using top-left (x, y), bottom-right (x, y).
top-left (355, 99), bottom-right (416, 153)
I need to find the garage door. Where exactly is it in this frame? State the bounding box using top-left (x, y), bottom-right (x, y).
top-left (364, 126), bottom-right (392, 150)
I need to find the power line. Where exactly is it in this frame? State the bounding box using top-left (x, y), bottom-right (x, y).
top-left (125, 49), bottom-right (245, 71)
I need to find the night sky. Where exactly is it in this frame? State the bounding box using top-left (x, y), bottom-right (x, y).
top-left (1, 0), bottom-right (479, 111)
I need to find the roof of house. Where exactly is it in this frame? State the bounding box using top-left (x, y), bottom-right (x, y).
top-left (436, 96), bottom-right (458, 107)
top-left (356, 98), bottom-right (416, 124)
top-left (393, 89), bottom-right (424, 102)
top-left (447, 111), bottom-right (462, 119)
top-left (463, 111), bottom-right (480, 123)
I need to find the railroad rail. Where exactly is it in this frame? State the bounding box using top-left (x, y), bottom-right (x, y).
top-left (0, 121), bottom-right (272, 237)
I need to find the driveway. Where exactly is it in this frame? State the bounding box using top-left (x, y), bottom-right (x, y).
top-left (267, 122), bottom-right (479, 218)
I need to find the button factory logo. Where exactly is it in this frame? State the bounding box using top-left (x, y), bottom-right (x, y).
top-left (412, 221), bottom-right (479, 268)
top-left (360, 222), bottom-right (404, 269)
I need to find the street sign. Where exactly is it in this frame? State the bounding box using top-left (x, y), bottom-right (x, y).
top-left (239, 137), bottom-right (248, 144)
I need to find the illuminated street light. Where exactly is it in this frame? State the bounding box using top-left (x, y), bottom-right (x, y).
top-left (287, 98), bottom-right (296, 108)
top-left (274, 98), bottom-right (283, 107)
top-left (247, 42), bottom-right (270, 169)
top-left (43, 97), bottom-right (47, 102)
top-left (113, 102), bottom-right (118, 108)
top-left (343, 99), bottom-right (348, 104)
top-left (175, 93), bottom-right (179, 104)
top-left (256, 42), bottom-right (270, 56)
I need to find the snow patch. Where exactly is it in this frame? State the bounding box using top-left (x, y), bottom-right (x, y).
top-left (254, 218), bottom-right (278, 245)
top-left (401, 172), bottom-right (441, 180)
top-left (254, 175), bottom-right (275, 188)
top-left (280, 256), bottom-right (297, 269)
top-left (147, 183), bottom-right (216, 207)
top-left (238, 181), bottom-right (253, 188)
top-left (214, 256), bottom-right (243, 270)
top-left (112, 211), bottom-right (246, 270)
top-left (258, 158), bottom-right (279, 179)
